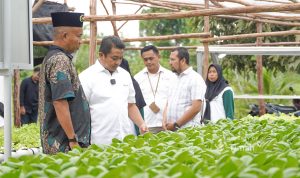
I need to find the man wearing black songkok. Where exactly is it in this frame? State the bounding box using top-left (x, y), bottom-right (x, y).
top-left (38, 12), bottom-right (91, 154)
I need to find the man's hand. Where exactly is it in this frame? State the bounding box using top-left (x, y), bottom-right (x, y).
top-left (162, 119), bottom-right (167, 130)
top-left (20, 106), bottom-right (26, 115)
top-left (69, 142), bottom-right (80, 150)
top-left (166, 122), bottom-right (176, 131)
top-left (139, 122), bottom-right (149, 134)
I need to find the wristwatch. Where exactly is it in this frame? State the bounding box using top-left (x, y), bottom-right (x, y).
top-left (174, 122), bottom-right (181, 130)
top-left (68, 134), bottom-right (78, 142)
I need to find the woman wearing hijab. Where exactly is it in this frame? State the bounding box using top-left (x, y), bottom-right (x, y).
top-left (203, 64), bottom-right (234, 123)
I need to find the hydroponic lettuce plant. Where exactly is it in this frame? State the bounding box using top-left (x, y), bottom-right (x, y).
top-left (1, 115), bottom-right (300, 177)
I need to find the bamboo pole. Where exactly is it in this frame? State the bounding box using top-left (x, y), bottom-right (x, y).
top-left (114, 1), bottom-right (179, 11)
top-left (100, 0), bottom-right (118, 36)
top-left (111, 0), bottom-right (119, 36)
top-left (202, 0), bottom-right (210, 78)
top-left (224, 0), bottom-right (251, 6)
top-left (33, 30), bottom-right (300, 46)
top-left (124, 46), bottom-right (199, 50)
top-left (117, 5), bottom-right (144, 31)
top-left (13, 70), bottom-right (21, 127)
top-left (220, 42), bottom-right (300, 46)
top-left (89, 0), bottom-right (97, 65)
top-left (215, 15), bottom-right (300, 26)
top-left (257, 0), bottom-right (291, 3)
top-left (32, 0), bottom-right (45, 13)
top-left (132, 0), bottom-right (179, 9)
top-left (201, 30), bottom-right (300, 43)
top-left (120, 42), bottom-right (300, 50)
top-left (120, 0), bottom-right (300, 25)
top-left (32, 3), bottom-right (300, 24)
top-left (33, 32), bottom-right (211, 46)
top-left (256, 22), bottom-right (265, 116)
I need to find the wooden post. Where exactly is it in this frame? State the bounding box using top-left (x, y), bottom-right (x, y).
top-left (13, 70), bottom-right (21, 127)
top-left (111, 0), bottom-right (119, 36)
top-left (89, 0), bottom-right (97, 65)
top-left (256, 22), bottom-right (265, 115)
top-left (202, 0), bottom-right (210, 78)
top-left (32, 0), bottom-right (45, 13)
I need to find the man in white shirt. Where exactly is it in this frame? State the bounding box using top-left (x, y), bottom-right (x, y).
top-left (135, 45), bottom-right (176, 133)
top-left (163, 47), bottom-right (206, 131)
top-left (79, 36), bottom-right (148, 145)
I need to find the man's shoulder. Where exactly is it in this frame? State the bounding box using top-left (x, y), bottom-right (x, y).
top-left (160, 67), bottom-right (176, 80)
top-left (118, 67), bottom-right (131, 77)
top-left (79, 64), bottom-right (97, 78)
top-left (45, 52), bottom-right (70, 65)
top-left (21, 77), bottom-right (31, 84)
top-left (134, 68), bottom-right (147, 79)
top-left (188, 69), bottom-right (202, 78)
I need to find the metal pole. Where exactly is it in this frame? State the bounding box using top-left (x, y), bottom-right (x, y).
top-left (197, 52), bottom-right (204, 75)
top-left (3, 71), bottom-right (12, 161)
top-left (3, 0), bottom-right (12, 161)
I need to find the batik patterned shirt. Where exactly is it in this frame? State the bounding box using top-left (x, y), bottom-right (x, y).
top-left (38, 45), bottom-right (91, 154)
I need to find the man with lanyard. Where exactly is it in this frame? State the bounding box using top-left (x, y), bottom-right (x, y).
top-left (79, 36), bottom-right (148, 145)
top-left (38, 12), bottom-right (91, 154)
top-left (163, 47), bottom-right (206, 131)
top-left (135, 45), bottom-right (176, 133)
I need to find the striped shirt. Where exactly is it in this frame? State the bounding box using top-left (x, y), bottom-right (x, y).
top-left (166, 67), bottom-right (206, 127)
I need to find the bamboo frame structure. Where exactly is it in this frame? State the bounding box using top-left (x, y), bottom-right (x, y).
top-left (89, 0), bottom-right (97, 65)
top-left (32, 3), bottom-right (300, 24)
top-left (26, 0), bottom-right (300, 122)
top-left (32, 30), bottom-right (300, 46)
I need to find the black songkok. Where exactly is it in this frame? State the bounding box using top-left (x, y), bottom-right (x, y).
top-left (51, 12), bottom-right (84, 27)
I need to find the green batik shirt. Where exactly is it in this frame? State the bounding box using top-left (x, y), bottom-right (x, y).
top-left (38, 45), bottom-right (91, 154)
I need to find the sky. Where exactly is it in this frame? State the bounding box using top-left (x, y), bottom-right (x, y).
top-left (49, 0), bottom-right (142, 39)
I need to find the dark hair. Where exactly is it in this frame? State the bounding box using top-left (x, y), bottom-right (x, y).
top-left (34, 67), bottom-right (40, 73)
top-left (0, 102), bottom-right (3, 117)
top-left (172, 47), bottom-right (189, 65)
top-left (140, 45), bottom-right (159, 56)
top-left (99, 36), bottom-right (125, 56)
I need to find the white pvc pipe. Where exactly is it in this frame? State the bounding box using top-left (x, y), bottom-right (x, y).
top-left (0, 147), bottom-right (42, 162)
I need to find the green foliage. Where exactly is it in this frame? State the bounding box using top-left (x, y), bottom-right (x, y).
top-left (226, 68), bottom-right (300, 118)
top-left (33, 46), bottom-right (48, 58)
top-left (0, 124), bottom-right (40, 152)
top-left (191, 16), bottom-right (300, 74)
top-left (139, 8), bottom-right (200, 71)
top-left (1, 116), bottom-right (300, 177)
top-left (75, 44), bottom-right (90, 73)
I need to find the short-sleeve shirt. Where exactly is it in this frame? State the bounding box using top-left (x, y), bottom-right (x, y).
top-left (79, 60), bottom-right (136, 145)
top-left (38, 45), bottom-right (91, 154)
top-left (134, 66), bottom-right (176, 127)
top-left (167, 67), bottom-right (206, 127)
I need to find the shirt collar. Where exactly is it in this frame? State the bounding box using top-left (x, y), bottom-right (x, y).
top-left (143, 65), bottom-right (165, 74)
top-left (49, 45), bottom-right (73, 59)
top-left (30, 77), bottom-right (38, 84)
top-left (95, 60), bottom-right (119, 74)
top-left (179, 66), bottom-right (193, 76)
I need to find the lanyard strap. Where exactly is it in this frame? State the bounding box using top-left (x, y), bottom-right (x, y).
top-left (147, 72), bottom-right (161, 100)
